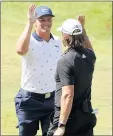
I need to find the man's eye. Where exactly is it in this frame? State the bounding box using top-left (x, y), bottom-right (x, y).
top-left (40, 19), bottom-right (45, 22)
top-left (48, 19), bottom-right (51, 21)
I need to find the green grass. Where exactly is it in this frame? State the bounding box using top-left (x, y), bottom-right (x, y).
top-left (1, 2), bottom-right (112, 135)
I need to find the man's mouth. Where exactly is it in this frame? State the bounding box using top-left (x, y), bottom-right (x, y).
top-left (42, 26), bottom-right (51, 29)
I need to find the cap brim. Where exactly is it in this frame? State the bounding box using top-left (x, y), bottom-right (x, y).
top-left (37, 14), bottom-right (55, 18)
top-left (57, 26), bottom-right (62, 31)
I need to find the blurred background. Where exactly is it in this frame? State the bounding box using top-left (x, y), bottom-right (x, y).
top-left (1, 2), bottom-right (112, 135)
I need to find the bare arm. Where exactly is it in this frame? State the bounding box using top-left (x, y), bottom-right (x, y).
top-left (54, 86), bottom-right (74, 136)
top-left (54, 85), bottom-right (74, 136)
top-left (59, 85), bottom-right (74, 124)
top-left (54, 59), bottom-right (75, 136)
top-left (82, 28), bottom-right (93, 50)
top-left (16, 22), bottom-right (33, 55)
top-left (77, 15), bottom-right (93, 51)
top-left (16, 5), bottom-right (36, 55)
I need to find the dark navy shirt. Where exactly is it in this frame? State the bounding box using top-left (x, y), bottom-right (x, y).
top-left (55, 47), bottom-right (96, 108)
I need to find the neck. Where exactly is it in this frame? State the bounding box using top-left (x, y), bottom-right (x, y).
top-left (36, 30), bottom-right (51, 42)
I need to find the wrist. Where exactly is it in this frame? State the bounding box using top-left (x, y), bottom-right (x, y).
top-left (26, 22), bottom-right (34, 30)
top-left (27, 21), bottom-right (34, 26)
top-left (58, 122), bottom-right (66, 128)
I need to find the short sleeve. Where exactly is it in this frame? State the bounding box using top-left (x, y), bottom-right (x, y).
top-left (57, 59), bottom-right (74, 87)
top-left (84, 48), bottom-right (96, 64)
top-left (22, 35), bottom-right (35, 57)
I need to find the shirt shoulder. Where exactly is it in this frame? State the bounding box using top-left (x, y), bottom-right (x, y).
top-left (84, 48), bottom-right (96, 63)
top-left (30, 35), bottom-right (38, 45)
top-left (52, 34), bottom-right (60, 40)
top-left (57, 53), bottom-right (74, 69)
top-left (52, 34), bottom-right (62, 44)
top-left (62, 50), bottom-right (78, 66)
top-left (52, 34), bottom-right (62, 51)
top-left (56, 54), bottom-right (75, 86)
top-left (22, 35), bottom-right (39, 57)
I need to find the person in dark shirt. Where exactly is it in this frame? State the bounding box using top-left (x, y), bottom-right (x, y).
top-left (47, 15), bottom-right (97, 136)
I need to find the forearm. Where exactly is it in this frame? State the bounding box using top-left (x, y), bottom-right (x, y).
top-left (83, 28), bottom-right (93, 50)
top-left (59, 95), bottom-right (73, 124)
top-left (16, 22), bottom-right (33, 55)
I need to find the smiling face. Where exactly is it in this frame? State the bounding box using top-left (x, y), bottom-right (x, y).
top-left (35, 15), bottom-right (53, 33)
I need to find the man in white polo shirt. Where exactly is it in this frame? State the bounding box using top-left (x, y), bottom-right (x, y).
top-left (15, 4), bottom-right (62, 136)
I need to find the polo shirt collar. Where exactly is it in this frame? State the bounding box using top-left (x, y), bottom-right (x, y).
top-left (32, 31), bottom-right (54, 41)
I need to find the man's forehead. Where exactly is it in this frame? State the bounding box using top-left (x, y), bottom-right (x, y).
top-left (38, 15), bottom-right (53, 19)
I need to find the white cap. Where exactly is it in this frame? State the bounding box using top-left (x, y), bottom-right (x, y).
top-left (57, 19), bottom-right (82, 35)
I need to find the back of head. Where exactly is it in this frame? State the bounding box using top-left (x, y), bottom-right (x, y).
top-left (57, 18), bottom-right (85, 52)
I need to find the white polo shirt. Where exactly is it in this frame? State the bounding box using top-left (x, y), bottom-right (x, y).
top-left (20, 32), bottom-right (62, 94)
